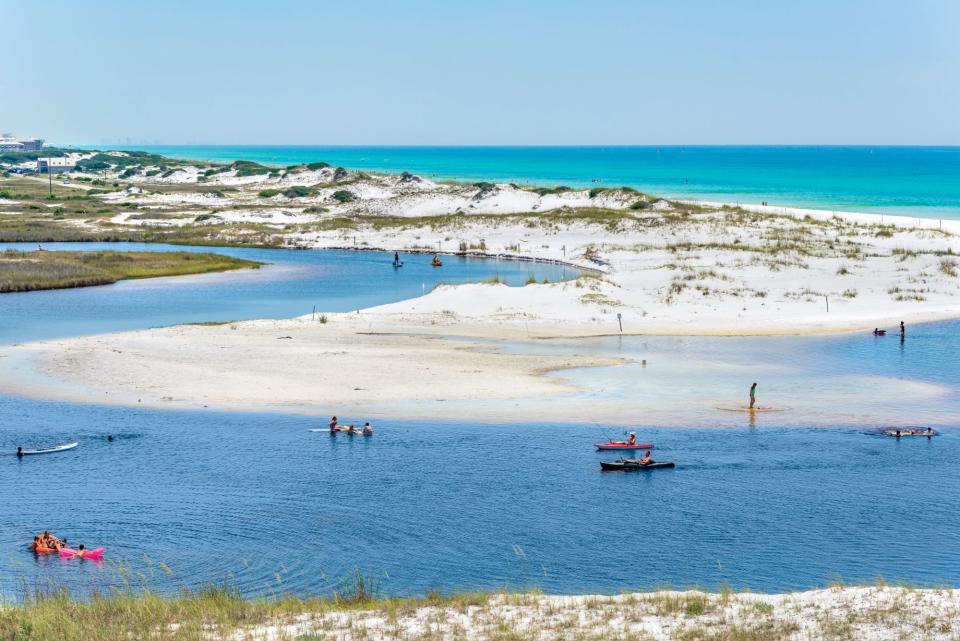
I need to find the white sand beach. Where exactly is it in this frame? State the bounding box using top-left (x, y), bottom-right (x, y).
top-left (3, 161), bottom-right (960, 422)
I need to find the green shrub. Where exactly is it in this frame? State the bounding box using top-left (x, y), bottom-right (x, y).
top-left (283, 185), bottom-right (312, 198)
top-left (532, 185), bottom-right (570, 196)
top-left (231, 160), bottom-right (271, 177)
top-left (331, 190), bottom-right (356, 203)
top-left (307, 162), bottom-right (330, 170)
top-left (630, 200), bottom-right (649, 210)
top-left (75, 159), bottom-right (112, 172)
top-left (258, 189), bottom-right (282, 198)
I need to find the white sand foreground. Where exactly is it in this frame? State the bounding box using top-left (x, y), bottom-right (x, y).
top-left (242, 587), bottom-right (958, 641)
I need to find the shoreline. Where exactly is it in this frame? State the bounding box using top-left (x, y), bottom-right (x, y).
top-left (3, 309), bottom-right (957, 425)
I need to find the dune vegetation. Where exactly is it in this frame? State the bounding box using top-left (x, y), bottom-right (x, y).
top-left (0, 250), bottom-right (261, 293)
top-left (1, 581), bottom-right (956, 641)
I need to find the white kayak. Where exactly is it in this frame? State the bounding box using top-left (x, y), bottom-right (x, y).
top-left (19, 442), bottom-right (78, 456)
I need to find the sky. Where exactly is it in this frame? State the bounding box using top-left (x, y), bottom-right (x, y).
top-left (2, 0), bottom-right (959, 145)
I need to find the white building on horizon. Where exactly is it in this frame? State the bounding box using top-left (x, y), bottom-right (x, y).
top-left (0, 133), bottom-right (45, 152)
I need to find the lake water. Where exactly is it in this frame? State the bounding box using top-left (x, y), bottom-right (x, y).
top-left (0, 243), bottom-right (576, 344)
top-left (0, 246), bottom-right (957, 600)
top-left (103, 145), bottom-right (960, 219)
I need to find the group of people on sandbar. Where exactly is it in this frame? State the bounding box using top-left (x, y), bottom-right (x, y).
top-left (32, 530), bottom-right (65, 552)
top-left (329, 416), bottom-right (373, 436)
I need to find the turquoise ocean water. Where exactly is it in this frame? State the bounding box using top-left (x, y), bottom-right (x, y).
top-left (99, 145), bottom-right (960, 219)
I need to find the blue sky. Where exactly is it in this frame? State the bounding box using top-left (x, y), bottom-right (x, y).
top-left (2, 0), bottom-right (958, 145)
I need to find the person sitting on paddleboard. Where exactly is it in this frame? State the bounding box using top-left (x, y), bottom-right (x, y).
top-left (329, 416), bottom-right (339, 433)
top-left (16, 447), bottom-right (23, 457)
top-left (362, 422), bottom-right (373, 435)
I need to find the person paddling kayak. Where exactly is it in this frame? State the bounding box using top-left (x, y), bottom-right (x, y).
top-left (624, 450), bottom-right (653, 466)
top-left (627, 432), bottom-right (636, 445)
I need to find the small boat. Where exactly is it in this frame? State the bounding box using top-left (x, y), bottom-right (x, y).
top-left (431, 259), bottom-right (443, 267)
top-left (600, 459), bottom-right (675, 472)
top-left (59, 547), bottom-right (105, 560)
top-left (594, 442), bottom-right (654, 451)
top-left (17, 442), bottom-right (78, 456)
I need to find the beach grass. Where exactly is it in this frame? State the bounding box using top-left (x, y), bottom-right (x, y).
top-left (0, 250), bottom-right (261, 293)
top-left (1, 579), bottom-right (956, 641)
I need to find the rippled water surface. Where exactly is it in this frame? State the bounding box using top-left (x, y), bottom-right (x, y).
top-left (1, 398), bottom-right (956, 599)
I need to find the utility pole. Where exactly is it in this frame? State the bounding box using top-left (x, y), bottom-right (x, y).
top-left (47, 162), bottom-right (52, 197)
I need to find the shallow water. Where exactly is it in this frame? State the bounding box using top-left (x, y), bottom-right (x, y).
top-left (0, 245), bottom-right (957, 599)
top-left (111, 145), bottom-right (960, 218)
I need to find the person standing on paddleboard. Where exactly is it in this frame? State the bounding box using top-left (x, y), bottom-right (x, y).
top-left (749, 382), bottom-right (757, 409)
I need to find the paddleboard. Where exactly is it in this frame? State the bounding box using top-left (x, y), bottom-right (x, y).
top-left (19, 442), bottom-right (78, 455)
top-left (715, 406), bottom-right (787, 413)
top-left (882, 429), bottom-right (938, 438)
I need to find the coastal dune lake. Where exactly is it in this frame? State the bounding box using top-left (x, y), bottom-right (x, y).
top-left (0, 242), bottom-right (576, 344)
top-left (1, 245), bottom-right (957, 599)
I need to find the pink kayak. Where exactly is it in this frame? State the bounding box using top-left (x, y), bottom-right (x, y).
top-left (59, 547), bottom-right (105, 560)
top-left (595, 442), bottom-right (654, 451)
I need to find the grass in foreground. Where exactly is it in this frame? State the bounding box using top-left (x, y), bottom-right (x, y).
top-left (0, 250), bottom-right (261, 293)
top-left (2, 581), bottom-right (957, 641)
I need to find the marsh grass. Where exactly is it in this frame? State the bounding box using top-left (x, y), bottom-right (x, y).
top-left (0, 250), bottom-right (261, 293)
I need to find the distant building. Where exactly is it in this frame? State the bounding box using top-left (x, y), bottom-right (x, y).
top-left (0, 134), bottom-right (44, 152)
top-left (18, 138), bottom-right (44, 151)
top-left (37, 157), bottom-right (74, 174)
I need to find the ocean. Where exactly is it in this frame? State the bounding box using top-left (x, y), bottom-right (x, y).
top-left (97, 145), bottom-right (960, 219)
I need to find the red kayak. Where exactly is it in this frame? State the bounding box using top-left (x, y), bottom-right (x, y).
top-left (594, 442), bottom-right (653, 451)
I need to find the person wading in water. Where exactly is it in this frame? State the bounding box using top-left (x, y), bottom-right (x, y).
top-left (749, 382), bottom-right (758, 410)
